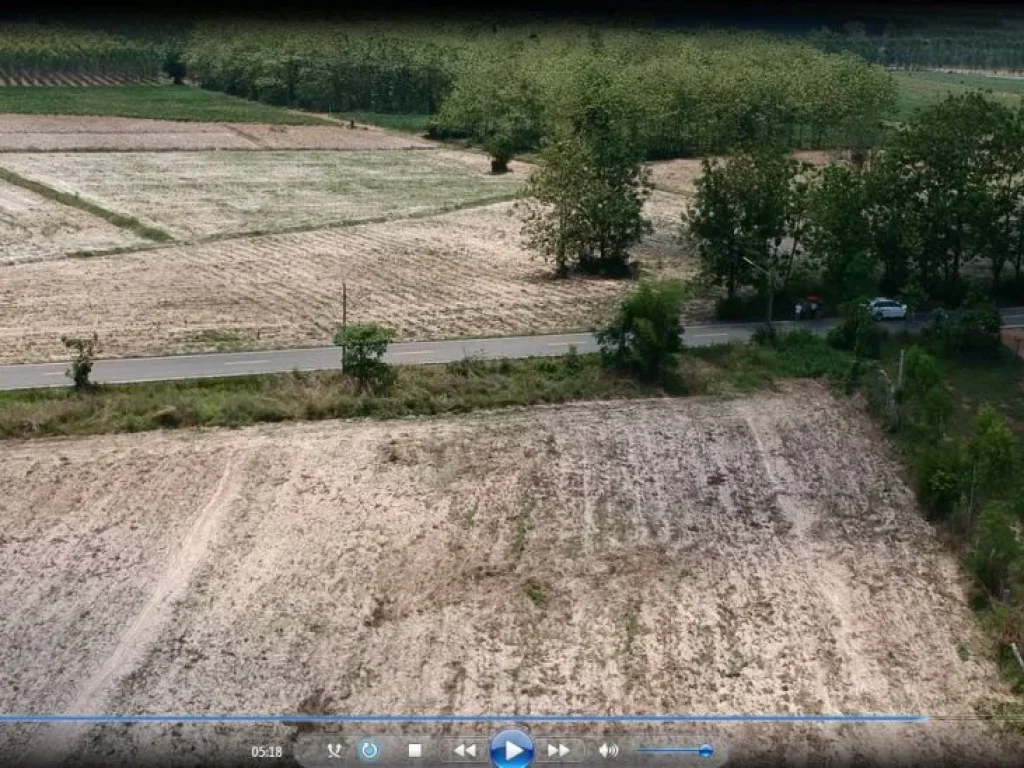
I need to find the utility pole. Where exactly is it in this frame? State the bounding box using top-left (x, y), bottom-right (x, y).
top-left (743, 256), bottom-right (776, 329)
top-left (341, 282), bottom-right (347, 374)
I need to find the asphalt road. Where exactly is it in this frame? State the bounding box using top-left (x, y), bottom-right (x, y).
top-left (1, 308), bottom-right (1022, 391)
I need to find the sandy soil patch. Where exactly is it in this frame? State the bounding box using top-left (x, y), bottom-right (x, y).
top-left (1, 389), bottom-right (1020, 765)
top-left (0, 199), bottom-right (693, 362)
top-left (648, 150), bottom-right (849, 197)
top-left (0, 150), bottom-right (523, 239)
top-left (0, 114), bottom-right (433, 152)
top-left (1002, 328), bottom-right (1024, 359)
top-left (0, 178), bottom-right (146, 264)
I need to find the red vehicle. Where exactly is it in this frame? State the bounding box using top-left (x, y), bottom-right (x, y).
top-left (795, 295), bottom-right (824, 320)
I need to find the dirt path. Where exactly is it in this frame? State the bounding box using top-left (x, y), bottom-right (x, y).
top-left (15, 451), bottom-right (244, 766)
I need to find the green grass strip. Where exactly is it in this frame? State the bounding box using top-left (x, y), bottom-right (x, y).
top-left (0, 85), bottom-right (331, 125)
top-left (0, 165), bottom-right (172, 243)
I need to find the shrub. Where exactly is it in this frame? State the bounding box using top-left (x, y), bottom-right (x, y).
top-left (959, 293), bottom-right (1003, 358)
top-left (751, 324), bottom-right (778, 347)
top-left (967, 405), bottom-right (1020, 501)
top-left (61, 333), bottom-right (98, 391)
top-left (333, 323), bottom-right (396, 393)
top-left (915, 440), bottom-right (969, 520)
top-left (597, 279), bottom-right (690, 387)
top-left (899, 346), bottom-right (953, 435)
top-left (925, 293), bottom-right (1002, 359)
top-left (827, 300), bottom-right (883, 359)
top-left (968, 503), bottom-right (1022, 596)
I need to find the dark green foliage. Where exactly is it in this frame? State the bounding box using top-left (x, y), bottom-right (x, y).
top-left (683, 147), bottom-right (810, 301)
top-left (804, 164), bottom-right (878, 302)
top-left (827, 301), bottom-right (884, 359)
top-left (163, 49), bottom-right (187, 84)
top-left (597, 280), bottom-right (690, 387)
top-left (899, 346), bottom-right (954, 437)
top-left (61, 333), bottom-right (98, 391)
top-left (915, 441), bottom-right (969, 520)
top-left (751, 324), bottom-right (778, 347)
top-left (517, 102), bottom-right (652, 276)
top-left (969, 503), bottom-right (1023, 597)
top-left (333, 323), bottom-right (395, 393)
top-left (968, 405), bottom-right (1020, 502)
top-left (925, 290), bottom-right (1003, 358)
top-left (180, 23), bottom-right (894, 158)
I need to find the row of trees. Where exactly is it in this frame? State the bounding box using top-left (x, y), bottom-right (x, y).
top-left (180, 22), bottom-right (896, 161)
top-left (0, 24), bottom-right (165, 80)
top-left (806, 25), bottom-right (1024, 71)
top-left (685, 91), bottom-right (1024, 314)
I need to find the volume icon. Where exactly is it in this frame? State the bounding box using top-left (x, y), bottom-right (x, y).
top-left (598, 743), bottom-right (619, 759)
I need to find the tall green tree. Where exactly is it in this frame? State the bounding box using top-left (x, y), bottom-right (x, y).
top-left (683, 146), bottom-right (810, 300)
top-left (432, 48), bottom-right (544, 173)
top-left (884, 92), bottom-right (1017, 298)
top-left (516, 103), bottom-right (652, 277)
top-left (804, 164), bottom-right (877, 301)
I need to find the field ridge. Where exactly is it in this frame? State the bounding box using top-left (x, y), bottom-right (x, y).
top-left (0, 164), bottom-right (172, 242)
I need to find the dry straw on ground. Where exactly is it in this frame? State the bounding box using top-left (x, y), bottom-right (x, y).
top-left (2, 389), bottom-right (1020, 765)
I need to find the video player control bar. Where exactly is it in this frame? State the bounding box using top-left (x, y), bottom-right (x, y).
top-left (295, 731), bottom-right (725, 767)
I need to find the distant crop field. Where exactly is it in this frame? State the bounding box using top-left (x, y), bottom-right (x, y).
top-left (892, 70), bottom-right (1024, 120)
top-left (0, 149), bottom-right (525, 240)
top-left (0, 178), bottom-right (146, 264)
top-left (0, 85), bottom-right (331, 125)
top-left (0, 198), bottom-right (694, 364)
top-left (0, 114), bottom-right (436, 152)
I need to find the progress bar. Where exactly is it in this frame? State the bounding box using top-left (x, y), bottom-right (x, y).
top-left (0, 714), bottom-right (932, 724)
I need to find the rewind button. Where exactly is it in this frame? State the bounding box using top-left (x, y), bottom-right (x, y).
top-left (442, 739), bottom-right (487, 763)
top-left (536, 738), bottom-right (584, 763)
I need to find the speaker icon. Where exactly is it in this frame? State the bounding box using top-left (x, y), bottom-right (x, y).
top-left (598, 743), bottom-right (619, 759)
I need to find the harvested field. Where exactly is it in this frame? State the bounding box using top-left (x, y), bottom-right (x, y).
top-left (0, 177), bottom-right (146, 264)
top-left (0, 149), bottom-right (523, 239)
top-left (0, 114), bottom-right (434, 152)
top-left (1, 389), bottom-right (1020, 766)
top-left (0, 193), bottom-right (693, 363)
top-left (648, 150), bottom-right (849, 197)
top-left (0, 199), bottom-right (694, 363)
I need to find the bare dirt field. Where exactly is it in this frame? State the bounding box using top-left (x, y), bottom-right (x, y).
top-left (1, 388), bottom-right (1020, 766)
top-left (648, 150), bottom-right (849, 197)
top-left (0, 196), bottom-right (694, 364)
top-left (0, 114), bottom-right (434, 151)
top-left (0, 149), bottom-right (523, 240)
top-left (0, 178), bottom-right (146, 264)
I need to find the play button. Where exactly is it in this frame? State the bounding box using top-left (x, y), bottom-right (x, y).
top-left (489, 729), bottom-right (533, 768)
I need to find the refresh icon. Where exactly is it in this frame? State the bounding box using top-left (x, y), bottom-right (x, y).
top-left (356, 738), bottom-right (382, 762)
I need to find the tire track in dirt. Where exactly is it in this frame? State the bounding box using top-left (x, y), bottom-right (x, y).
top-left (19, 451), bottom-right (244, 768)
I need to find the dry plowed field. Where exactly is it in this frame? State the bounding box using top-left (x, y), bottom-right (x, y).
top-left (648, 150), bottom-right (849, 196)
top-left (0, 114), bottom-right (434, 151)
top-left (0, 194), bottom-right (694, 363)
top-left (0, 149), bottom-right (523, 239)
top-left (0, 178), bottom-right (146, 265)
top-left (1, 389), bottom-right (1020, 766)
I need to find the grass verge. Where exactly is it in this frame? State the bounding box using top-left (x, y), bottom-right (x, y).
top-left (0, 165), bottom-right (172, 242)
top-left (0, 356), bottom-right (660, 438)
top-left (0, 335), bottom-right (858, 440)
top-left (0, 85), bottom-right (331, 125)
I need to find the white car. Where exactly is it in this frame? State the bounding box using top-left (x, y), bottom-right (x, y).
top-left (867, 297), bottom-right (909, 320)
